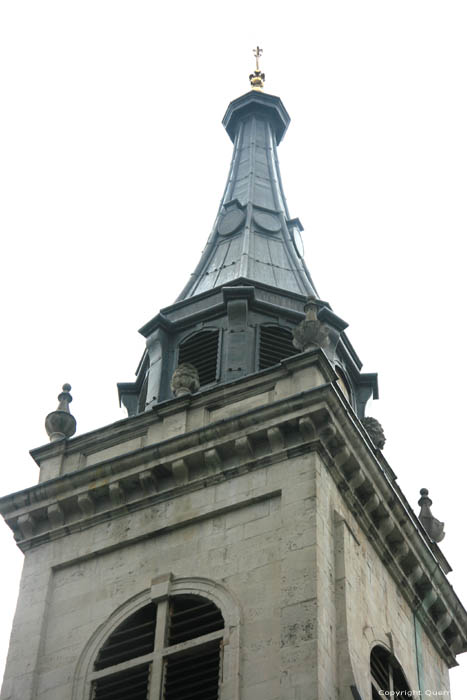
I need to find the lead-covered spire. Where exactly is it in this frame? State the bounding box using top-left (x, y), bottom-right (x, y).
top-left (177, 78), bottom-right (317, 300)
top-left (118, 59), bottom-right (378, 417)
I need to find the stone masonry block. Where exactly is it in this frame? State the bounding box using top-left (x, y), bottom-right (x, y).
top-left (150, 572), bottom-right (173, 602)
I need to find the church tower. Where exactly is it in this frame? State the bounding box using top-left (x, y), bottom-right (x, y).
top-left (1, 52), bottom-right (466, 700)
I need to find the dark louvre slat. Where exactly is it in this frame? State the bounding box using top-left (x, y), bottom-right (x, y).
top-left (179, 333), bottom-right (218, 351)
top-left (393, 666), bottom-right (410, 692)
top-left (181, 334), bottom-right (218, 349)
top-left (98, 640), bottom-right (155, 667)
top-left (260, 337), bottom-right (295, 348)
top-left (178, 330), bottom-right (219, 386)
top-left (263, 341), bottom-right (296, 354)
top-left (370, 646), bottom-right (410, 695)
top-left (94, 604), bottom-right (156, 671)
top-left (100, 626), bottom-right (154, 653)
top-left (170, 601), bottom-right (213, 619)
top-left (170, 619), bottom-right (222, 644)
top-left (259, 326), bottom-right (297, 370)
top-left (166, 648), bottom-right (219, 676)
top-left (93, 663), bottom-right (150, 700)
top-left (371, 649), bottom-right (390, 691)
top-left (171, 608), bottom-right (220, 630)
top-left (165, 654), bottom-right (219, 690)
top-left (260, 338), bottom-right (295, 351)
top-left (104, 619), bottom-right (154, 643)
top-left (163, 641), bottom-right (220, 700)
top-left (168, 597), bottom-right (223, 646)
top-left (170, 601), bottom-right (220, 625)
top-left (165, 662), bottom-right (218, 692)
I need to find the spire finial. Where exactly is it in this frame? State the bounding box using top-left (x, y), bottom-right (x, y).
top-left (45, 383), bottom-right (77, 442)
top-left (249, 46), bottom-right (265, 91)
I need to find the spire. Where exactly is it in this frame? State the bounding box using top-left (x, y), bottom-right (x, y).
top-left (118, 63), bottom-right (378, 417)
top-left (176, 53), bottom-right (317, 301)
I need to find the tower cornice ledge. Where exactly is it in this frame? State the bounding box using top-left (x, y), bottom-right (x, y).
top-left (1, 350), bottom-right (466, 668)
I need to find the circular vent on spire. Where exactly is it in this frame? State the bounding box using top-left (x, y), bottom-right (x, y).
top-left (253, 211), bottom-right (281, 233)
top-left (218, 208), bottom-right (245, 236)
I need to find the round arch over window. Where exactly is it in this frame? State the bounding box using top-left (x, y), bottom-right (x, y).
top-left (91, 594), bottom-right (224, 699)
top-left (370, 645), bottom-right (411, 699)
top-left (73, 577), bottom-right (241, 700)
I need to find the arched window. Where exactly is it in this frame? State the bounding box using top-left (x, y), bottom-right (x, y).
top-left (370, 645), bottom-right (410, 699)
top-left (178, 330), bottom-right (220, 386)
top-left (91, 595), bottom-right (224, 700)
top-left (258, 324), bottom-right (297, 370)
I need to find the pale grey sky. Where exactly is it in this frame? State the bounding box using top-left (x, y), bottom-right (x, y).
top-left (1, 0), bottom-right (466, 695)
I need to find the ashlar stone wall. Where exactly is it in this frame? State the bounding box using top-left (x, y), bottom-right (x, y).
top-left (2, 453), bottom-right (322, 700)
top-left (313, 454), bottom-right (451, 699)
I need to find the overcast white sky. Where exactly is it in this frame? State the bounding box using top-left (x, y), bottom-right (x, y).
top-left (1, 0), bottom-right (466, 696)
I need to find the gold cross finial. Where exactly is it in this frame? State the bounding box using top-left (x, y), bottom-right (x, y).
top-left (253, 46), bottom-right (263, 72)
top-left (250, 46), bottom-right (265, 91)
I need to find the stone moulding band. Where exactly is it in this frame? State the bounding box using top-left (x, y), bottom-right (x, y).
top-left (1, 379), bottom-right (466, 668)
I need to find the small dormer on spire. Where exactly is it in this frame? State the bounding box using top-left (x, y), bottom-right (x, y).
top-left (249, 46), bottom-right (265, 91)
top-left (45, 383), bottom-right (77, 442)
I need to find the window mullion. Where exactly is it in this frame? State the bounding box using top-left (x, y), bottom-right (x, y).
top-left (90, 652), bottom-right (154, 680)
top-left (148, 599), bottom-right (169, 700)
top-left (161, 628), bottom-right (224, 657)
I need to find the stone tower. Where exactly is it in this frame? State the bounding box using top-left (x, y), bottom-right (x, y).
top-left (1, 64), bottom-right (466, 700)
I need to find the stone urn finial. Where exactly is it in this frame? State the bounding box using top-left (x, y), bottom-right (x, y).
top-left (418, 488), bottom-right (445, 543)
top-left (292, 295), bottom-right (330, 353)
top-left (45, 383), bottom-right (77, 442)
top-left (171, 363), bottom-right (200, 397)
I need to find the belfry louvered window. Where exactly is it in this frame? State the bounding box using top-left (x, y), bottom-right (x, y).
top-left (258, 324), bottom-right (297, 370)
top-left (90, 595), bottom-right (224, 700)
top-left (163, 597), bottom-right (224, 699)
top-left (370, 645), bottom-right (410, 699)
top-left (178, 330), bottom-right (220, 386)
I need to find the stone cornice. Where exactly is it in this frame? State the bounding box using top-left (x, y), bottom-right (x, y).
top-left (1, 353), bottom-right (466, 667)
top-left (29, 351), bottom-right (334, 464)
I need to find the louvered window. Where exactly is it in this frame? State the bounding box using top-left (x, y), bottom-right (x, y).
top-left (90, 595), bottom-right (224, 700)
top-left (178, 330), bottom-right (220, 386)
top-left (168, 596), bottom-right (224, 645)
top-left (258, 325), bottom-right (297, 370)
top-left (370, 646), bottom-right (410, 699)
top-left (93, 664), bottom-right (151, 700)
top-left (164, 639), bottom-right (221, 700)
top-left (94, 603), bottom-right (156, 671)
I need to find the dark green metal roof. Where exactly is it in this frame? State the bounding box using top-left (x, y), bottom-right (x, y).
top-left (177, 91), bottom-right (317, 301)
top-left (118, 88), bottom-right (378, 418)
